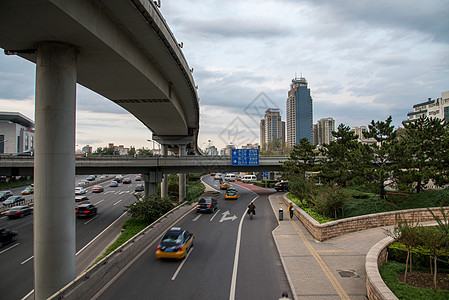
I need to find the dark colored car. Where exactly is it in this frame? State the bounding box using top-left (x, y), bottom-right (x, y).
top-left (3, 205), bottom-right (33, 219)
top-left (91, 185), bottom-right (104, 193)
top-left (3, 196), bottom-right (25, 206)
top-left (75, 196), bottom-right (89, 204)
top-left (135, 184), bottom-right (144, 192)
top-left (0, 228), bottom-right (18, 247)
top-left (123, 178), bottom-right (131, 184)
top-left (76, 203), bottom-right (97, 218)
top-left (196, 197), bottom-right (218, 213)
top-left (86, 175), bottom-right (96, 181)
top-left (114, 175), bottom-right (123, 183)
top-left (0, 190), bottom-right (13, 202)
top-left (156, 227), bottom-right (194, 259)
top-left (274, 181), bottom-right (289, 192)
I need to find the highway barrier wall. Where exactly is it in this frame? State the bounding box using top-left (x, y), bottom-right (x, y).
top-left (49, 201), bottom-right (195, 299)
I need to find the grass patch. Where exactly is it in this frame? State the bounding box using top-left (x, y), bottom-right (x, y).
top-left (94, 218), bottom-right (149, 264)
top-left (380, 261), bottom-right (449, 299)
top-left (0, 178), bottom-right (33, 190)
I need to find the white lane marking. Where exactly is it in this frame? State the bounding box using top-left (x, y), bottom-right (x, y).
top-left (21, 289), bottom-right (34, 300)
top-left (104, 191), bottom-right (114, 194)
top-left (210, 209), bottom-right (220, 221)
top-left (0, 243), bottom-right (20, 254)
top-left (192, 214), bottom-right (201, 222)
top-left (219, 211), bottom-right (237, 223)
top-left (84, 215), bottom-right (99, 225)
top-left (95, 199), bottom-right (104, 205)
top-left (21, 255), bottom-right (34, 265)
top-left (75, 211), bottom-right (127, 256)
top-left (171, 247), bottom-right (193, 281)
top-left (229, 196), bottom-right (258, 300)
top-left (113, 200), bottom-right (122, 206)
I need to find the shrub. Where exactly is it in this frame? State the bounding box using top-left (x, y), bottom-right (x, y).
top-left (125, 194), bottom-right (175, 223)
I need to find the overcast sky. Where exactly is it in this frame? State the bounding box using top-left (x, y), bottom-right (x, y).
top-left (1, 0), bottom-right (448, 151)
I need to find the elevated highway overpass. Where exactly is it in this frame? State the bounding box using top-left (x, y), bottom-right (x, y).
top-left (0, 1), bottom-right (200, 298)
top-left (0, 155), bottom-right (288, 176)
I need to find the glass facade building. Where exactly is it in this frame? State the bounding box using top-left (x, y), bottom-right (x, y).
top-left (286, 77), bottom-right (313, 148)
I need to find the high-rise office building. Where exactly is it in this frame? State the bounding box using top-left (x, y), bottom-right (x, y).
top-left (260, 108), bottom-right (285, 152)
top-left (314, 117), bottom-right (335, 145)
top-left (286, 76), bottom-right (313, 148)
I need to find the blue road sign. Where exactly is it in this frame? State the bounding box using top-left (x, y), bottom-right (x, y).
top-left (231, 149), bottom-right (259, 166)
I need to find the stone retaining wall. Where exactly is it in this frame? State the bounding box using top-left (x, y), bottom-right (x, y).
top-left (282, 194), bottom-right (448, 241)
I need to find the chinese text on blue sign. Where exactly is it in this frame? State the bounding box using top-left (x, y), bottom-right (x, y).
top-left (231, 149), bottom-right (259, 166)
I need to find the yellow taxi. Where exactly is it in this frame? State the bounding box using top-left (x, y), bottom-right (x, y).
top-left (156, 227), bottom-right (194, 259)
top-left (220, 182), bottom-right (231, 190)
top-left (225, 187), bottom-right (238, 200)
top-left (21, 185), bottom-right (34, 195)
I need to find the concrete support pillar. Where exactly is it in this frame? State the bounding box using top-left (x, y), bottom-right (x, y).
top-left (144, 171), bottom-right (162, 197)
top-left (34, 42), bottom-right (77, 300)
top-left (178, 145), bottom-right (186, 202)
top-left (160, 144), bottom-right (168, 198)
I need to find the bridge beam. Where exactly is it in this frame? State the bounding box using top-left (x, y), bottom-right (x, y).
top-left (178, 145), bottom-right (186, 202)
top-left (143, 171), bottom-right (162, 197)
top-left (160, 144), bottom-right (168, 198)
top-left (34, 42), bottom-right (77, 300)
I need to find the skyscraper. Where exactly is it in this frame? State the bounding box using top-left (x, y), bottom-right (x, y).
top-left (314, 117), bottom-right (335, 145)
top-left (260, 108), bottom-right (285, 152)
top-left (286, 76), bottom-right (313, 148)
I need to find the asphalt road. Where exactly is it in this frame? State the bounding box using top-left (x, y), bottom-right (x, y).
top-left (0, 174), bottom-right (140, 300)
top-left (94, 176), bottom-right (291, 300)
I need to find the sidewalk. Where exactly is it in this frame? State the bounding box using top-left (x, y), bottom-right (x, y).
top-left (269, 193), bottom-right (389, 300)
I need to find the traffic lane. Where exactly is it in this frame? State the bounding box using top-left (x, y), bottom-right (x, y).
top-left (236, 195), bottom-right (292, 299)
top-left (96, 187), bottom-right (255, 299)
top-left (0, 178), bottom-right (137, 300)
top-left (0, 214), bottom-right (34, 300)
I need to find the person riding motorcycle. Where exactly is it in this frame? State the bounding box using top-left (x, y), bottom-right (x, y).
top-left (247, 203), bottom-right (256, 216)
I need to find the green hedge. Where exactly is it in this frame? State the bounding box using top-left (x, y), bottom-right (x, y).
top-left (253, 180), bottom-right (277, 188)
top-left (388, 242), bottom-right (449, 270)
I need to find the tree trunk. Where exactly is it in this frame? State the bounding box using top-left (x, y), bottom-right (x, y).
top-left (434, 256), bottom-right (438, 289)
top-left (404, 250), bottom-right (410, 283)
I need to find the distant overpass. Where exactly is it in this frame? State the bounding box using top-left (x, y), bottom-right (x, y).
top-left (0, 155), bottom-right (289, 176)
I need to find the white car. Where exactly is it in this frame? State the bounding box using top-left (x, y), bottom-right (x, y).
top-left (75, 187), bottom-right (87, 195)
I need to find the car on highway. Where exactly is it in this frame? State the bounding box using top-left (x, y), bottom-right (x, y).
top-left (135, 184), bottom-right (144, 192)
top-left (242, 174), bottom-right (257, 183)
top-left (109, 181), bottom-right (119, 187)
top-left (156, 227), bottom-right (194, 259)
top-left (75, 196), bottom-right (89, 204)
top-left (0, 190), bottom-right (13, 202)
top-left (123, 178), bottom-right (131, 184)
top-left (3, 205), bottom-right (33, 219)
top-left (77, 179), bottom-right (89, 187)
top-left (220, 182), bottom-right (231, 190)
top-left (75, 203), bottom-right (97, 218)
top-left (21, 185), bottom-right (34, 195)
top-left (225, 188), bottom-right (238, 200)
top-left (196, 197), bottom-right (218, 213)
top-left (3, 196), bottom-right (25, 206)
top-left (86, 175), bottom-right (96, 181)
top-left (114, 175), bottom-right (124, 183)
top-left (135, 174), bottom-right (142, 181)
top-left (274, 181), bottom-right (289, 192)
top-left (214, 173), bottom-right (222, 180)
top-left (91, 185), bottom-right (104, 193)
top-left (210, 172), bottom-right (216, 176)
top-left (0, 228), bottom-right (18, 247)
top-left (75, 187), bottom-right (87, 195)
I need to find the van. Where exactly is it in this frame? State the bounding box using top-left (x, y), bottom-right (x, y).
top-left (242, 175), bottom-right (257, 183)
top-left (225, 173), bottom-right (236, 182)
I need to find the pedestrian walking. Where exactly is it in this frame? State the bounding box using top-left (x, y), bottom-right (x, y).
top-left (288, 203), bottom-right (294, 219)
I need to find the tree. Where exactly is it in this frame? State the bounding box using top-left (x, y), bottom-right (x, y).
top-left (282, 138), bottom-right (317, 176)
top-left (125, 194), bottom-right (174, 223)
top-left (319, 124), bottom-right (361, 187)
top-left (395, 116), bottom-right (448, 193)
top-left (128, 146), bottom-right (136, 156)
top-left (93, 146), bottom-right (115, 155)
top-left (137, 147), bottom-right (153, 156)
top-left (364, 116), bottom-right (397, 199)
